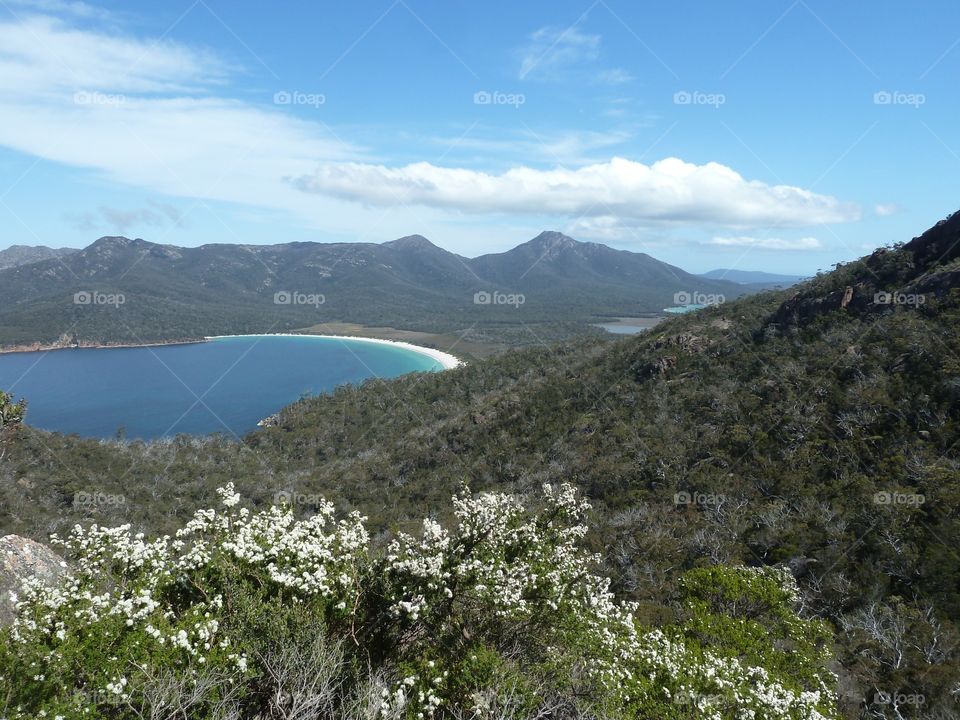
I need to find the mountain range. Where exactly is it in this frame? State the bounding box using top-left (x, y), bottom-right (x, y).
top-left (0, 244), bottom-right (76, 271)
top-left (0, 231), bottom-right (751, 349)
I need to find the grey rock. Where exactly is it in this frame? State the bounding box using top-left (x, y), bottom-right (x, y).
top-left (0, 535), bottom-right (66, 625)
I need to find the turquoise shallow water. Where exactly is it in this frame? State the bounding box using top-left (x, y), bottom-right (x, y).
top-left (0, 335), bottom-right (443, 439)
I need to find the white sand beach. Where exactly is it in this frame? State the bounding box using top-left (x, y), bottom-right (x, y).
top-left (204, 333), bottom-right (463, 370)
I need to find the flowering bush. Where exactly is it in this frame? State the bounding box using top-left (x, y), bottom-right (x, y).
top-left (0, 483), bottom-right (838, 719)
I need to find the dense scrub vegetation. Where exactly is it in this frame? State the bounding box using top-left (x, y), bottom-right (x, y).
top-left (2, 212), bottom-right (960, 717)
top-left (0, 485), bottom-right (837, 719)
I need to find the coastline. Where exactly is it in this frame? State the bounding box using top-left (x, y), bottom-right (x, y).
top-left (206, 333), bottom-right (464, 370)
top-left (0, 333), bottom-right (464, 370)
top-left (0, 338), bottom-right (205, 355)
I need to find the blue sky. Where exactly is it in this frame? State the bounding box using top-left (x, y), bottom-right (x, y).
top-left (0, 0), bottom-right (958, 274)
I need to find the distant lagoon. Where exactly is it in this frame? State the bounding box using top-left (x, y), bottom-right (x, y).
top-left (593, 317), bottom-right (664, 335)
top-left (0, 335), bottom-right (451, 440)
top-left (663, 304), bottom-right (706, 314)
top-left (594, 323), bottom-right (648, 335)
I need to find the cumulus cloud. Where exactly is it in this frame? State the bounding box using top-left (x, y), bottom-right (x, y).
top-left (705, 236), bottom-right (823, 250)
top-left (292, 157), bottom-right (860, 229)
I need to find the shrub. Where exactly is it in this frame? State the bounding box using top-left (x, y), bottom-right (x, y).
top-left (0, 484), bottom-right (838, 719)
top-left (0, 391), bottom-right (25, 459)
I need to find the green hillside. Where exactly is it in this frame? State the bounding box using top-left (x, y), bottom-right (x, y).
top-left (0, 232), bottom-right (746, 349)
top-left (2, 211), bottom-right (960, 717)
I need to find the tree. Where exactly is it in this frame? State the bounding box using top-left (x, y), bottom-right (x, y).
top-left (0, 390), bottom-right (26, 459)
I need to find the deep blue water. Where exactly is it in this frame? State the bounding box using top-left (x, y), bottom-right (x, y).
top-left (0, 335), bottom-right (443, 439)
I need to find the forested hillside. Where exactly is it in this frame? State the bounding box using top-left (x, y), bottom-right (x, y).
top-left (2, 211), bottom-right (959, 717)
top-left (0, 232), bottom-right (744, 349)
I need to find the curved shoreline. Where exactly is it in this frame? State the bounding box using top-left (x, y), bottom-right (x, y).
top-left (0, 334), bottom-right (464, 369)
top-left (204, 333), bottom-right (464, 370)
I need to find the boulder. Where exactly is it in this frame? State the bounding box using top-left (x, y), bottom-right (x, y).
top-left (0, 535), bottom-right (65, 625)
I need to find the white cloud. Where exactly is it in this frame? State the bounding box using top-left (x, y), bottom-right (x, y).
top-left (705, 236), bottom-right (823, 250)
top-left (595, 68), bottom-right (633, 85)
top-left (293, 157), bottom-right (860, 229)
top-left (0, 13), bottom-right (379, 237)
top-left (427, 126), bottom-right (638, 166)
top-left (518, 26), bottom-right (601, 80)
top-left (0, 15), bottom-right (227, 95)
top-left (0, 11), bottom-right (861, 252)
top-left (517, 26), bottom-right (631, 86)
top-left (874, 202), bottom-right (900, 216)
top-left (5, 0), bottom-right (113, 21)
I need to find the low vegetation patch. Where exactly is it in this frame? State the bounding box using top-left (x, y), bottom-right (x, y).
top-left (1, 484), bottom-right (837, 719)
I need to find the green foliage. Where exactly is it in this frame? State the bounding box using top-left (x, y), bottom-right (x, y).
top-left (0, 390), bottom-right (25, 430)
top-left (0, 391), bottom-right (25, 458)
top-left (675, 567), bottom-right (835, 694)
top-left (2, 216), bottom-right (960, 717)
top-left (0, 485), bottom-right (838, 719)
